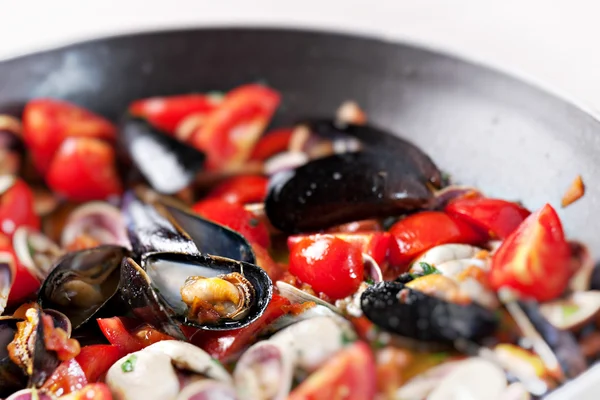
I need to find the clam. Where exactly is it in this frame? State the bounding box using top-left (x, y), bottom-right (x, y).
top-left (360, 281), bottom-right (498, 344)
top-left (38, 245), bottom-right (131, 329)
top-left (540, 291), bottom-right (600, 331)
top-left (410, 244), bottom-right (485, 271)
top-left (119, 117), bottom-right (206, 194)
top-left (12, 227), bottom-right (63, 281)
top-left (265, 150), bottom-right (436, 233)
top-left (60, 201), bottom-right (131, 250)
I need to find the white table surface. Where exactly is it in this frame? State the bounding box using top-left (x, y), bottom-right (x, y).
top-left (2, 0), bottom-right (600, 115)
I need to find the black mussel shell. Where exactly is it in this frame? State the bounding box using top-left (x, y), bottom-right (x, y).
top-left (120, 117), bottom-right (205, 194)
top-left (361, 281), bottom-right (498, 344)
top-left (265, 150), bottom-right (434, 232)
top-left (122, 190), bottom-right (199, 257)
top-left (38, 245), bottom-right (131, 329)
top-left (161, 203), bottom-right (255, 264)
top-left (518, 300), bottom-right (587, 379)
top-left (0, 318), bottom-right (27, 397)
top-left (140, 252), bottom-right (272, 331)
top-left (119, 257), bottom-right (186, 339)
top-left (303, 119), bottom-right (443, 188)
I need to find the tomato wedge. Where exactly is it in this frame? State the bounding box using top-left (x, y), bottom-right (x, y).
top-left (192, 294), bottom-right (289, 361)
top-left (287, 341), bottom-right (376, 400)
top-left (22, 99), bottom-right (116, 173)
top-left (289, 235), bottom-right (364, 300)
top-left (205, 175), bottom-right (269, 205)
top-left (388, 211), bottom-right (486, 270)
top-left (75, 344), bottom-right (123, 382)
top-left (41, 358), bottom-right (88, 397)
top-left (0, 177), bottom-right (39, 237)
top-left (192, 198), bottom-right (270, 248)
top-left (97, 317), bottom-right (173, 354)
top-left (190, 84), bottom-right (280, 170)
top-left (488, 204), bottom-right (572, 301)
top-left (46, 137), bottom-right (123, 201)
top-left (248, 127), bottom-right (294, 161)
top-left (129, 93), bottom-right (221, 134)
top-left (288, 232), bottom-right (391, 266)
top-left (446, 198), bottom-right (531, 239)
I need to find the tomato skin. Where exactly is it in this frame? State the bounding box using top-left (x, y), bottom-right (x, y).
top-left (248, 127), bottom-right (294, 161)
top-left (192, 198), bottom-right (270, 248)
top-left (41, 358), bottom-right (88, 397)
top-left (289, 235), bottom-right (364, 300)
top-left (251, 241), bottom-right (286, 282)
top-left (205, 175), bottom-right (269, 205)
top-left (190, 84), bottom-right (281, 170)
top-left (22, 99), bottom-right (116, 173)
top-left (288, 232), bottom-right (390, 267)
top-left (75, 344), bottom-right (123, 382)
top-left (446, 198), bottom-right (531, 239)
top-left (59, 383), bottom-right (113, 400)
top-left (388, 211), bottom-right (486, 270)
top-left (287, 341), bottom-right (376, 400)
top-left (0, 178), bottom-right (40, 237)
top-left (192, 294), bottom-right (289, 361)
top-left (489, 204), bottom-right (572, 301)
top-left (129, 94), bottom-right (220, 134)
top-left (96, 317), bottom-right (174, 354)
top-left (46, 137), bottom-right (123, 201)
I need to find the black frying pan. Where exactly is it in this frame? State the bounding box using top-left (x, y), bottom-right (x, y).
top-left (0, 27), bottom-right (598, 254)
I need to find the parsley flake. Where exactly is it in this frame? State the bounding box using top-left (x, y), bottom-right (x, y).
top-left (419, 262), bottom-right (440, 276)
top-left (121, 354), bottom-right (137, 373)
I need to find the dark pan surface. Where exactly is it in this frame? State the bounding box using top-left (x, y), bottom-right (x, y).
top-left (0, 28), bottom-right (597, 252)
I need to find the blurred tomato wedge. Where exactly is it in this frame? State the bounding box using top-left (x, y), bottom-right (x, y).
top-left (0, 176), bottom-right (39, 237)
top-left (205, 175), bottom-right (269, 205)
top-left (22, 99), bottom-right (115, 173)
top-left (489, 204), bottom-right (572, 301)
top-left (192, 198), bottom-right (270, 248)
top-left (41, 358), bottom-right (88, 397)
top-left (190, 84), bottom-right (280, 170)
top-left (46, 137), bottom-right (122, 201)
top-left (389, 211), bottom-right (485, 270)
top-left (249, 127), bottom-right (294, 161)
top-left (446, 198), bottom-right (530, 239)
top-left (129, 93), bottom-right (221, 134)
top-left (97, 317), bottom-right (173, 354)
top-left (75, 344), bottom-right (123, 382)
top-left (289, 235), bottom-right (364, 300)
top-left (287, 341), bottom-right (376, 400)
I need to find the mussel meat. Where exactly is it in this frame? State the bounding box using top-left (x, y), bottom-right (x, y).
top-left (38, 245), bottom-right (131, 329)
top-left (265, 150), bottom-right (435, 232)
top-left (120, 117), bottom-right (206, 194)
top-left (360, 281), bottom-right (498, 344)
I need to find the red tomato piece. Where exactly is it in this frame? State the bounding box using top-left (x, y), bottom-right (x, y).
top-left (96, 317), bottom-right (174, 354)
top-left (446, 198), bottom-right (531, 239)
top-left (288, 232), bottom-right (391, 266)
top-left (0, 234), bottom-right (40, 305)
top-left (42, 314), bottom-right (81, 361)
top-left (289, 235), bottom-right (364, 300)
top-left (205, 175), bottom-right (269, 205)
top-left (41, 358), bottom-right (88, 397)
top-left (287, 341), bottom-right (376, 400)
top-left (22, 99), bottom-right (116, 173)
top-left (46, 137), bottom-right (123, 201)
top-left (0, 177), bottom-right (40, 237)
top-left (190, 84), bottom-right (280, 170)
top-left (488, 204), bottom-right (572, 301)
top-left (248, 127), bottom-right (294, 161)
top-left (252, 241), bottom-right (286, 282)
top-left (388, 211), bottom-right (486, 270)
top-left (129, 94), bottom-right (220, 134)
top-left (192, 198), bottom-right (270, 248)
top-left (60, 383), bottom-right (114, 400)
top-left (75, 344), bottom-right (123, 382)
top-left (192, 294), bottom-right (289, 361)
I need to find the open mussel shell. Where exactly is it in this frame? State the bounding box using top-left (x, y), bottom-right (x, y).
top-left (265, 150), bottom-right (435, 233)
top-left (120, 117), bottom-right (206, 194)
top-left (360, 281), bottom-right (498, 344)
top-left (0, 318), bottom-right (27, 397)
top-left (301, 119), bottom-right (443, 187)
top-left (161, 202), bottom-right (255, 264)
top-left (38, 245), bottom-right (131, 329)
top-left (141, 252), bottom-right (272, 331)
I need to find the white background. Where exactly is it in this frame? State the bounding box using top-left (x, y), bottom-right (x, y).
top-left (2, 0), bottom-right (600, 113)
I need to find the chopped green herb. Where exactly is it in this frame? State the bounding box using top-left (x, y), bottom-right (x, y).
top-left (341, 331), bottom-right (356, 346)
top-left (121, 354), bottom-right (137, 373)
top-left (249, 218), bottom-right (259, 227)
top-left (211, 358), bottom-right (224, 367)
top-left (419, 262), bottom-right (440, 276)
top-left (441, 171), bottom-right (452, 184)
top-left (372, 337), bottom-right (386, 349)
top-left (365, 277), bottom-right (375, 285)
top-left (429, 351), bottom-right (450, 363)
top-left (562, 304), bottom-right (579, 319)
